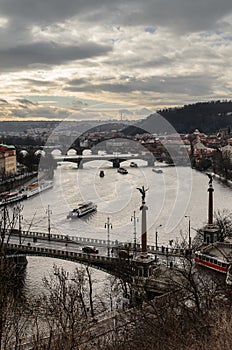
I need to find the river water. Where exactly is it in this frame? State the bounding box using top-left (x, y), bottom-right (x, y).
top-left (20, 160), bottom-right (232, 294)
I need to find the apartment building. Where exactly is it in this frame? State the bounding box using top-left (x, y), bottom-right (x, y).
top-left (0, 144), bottom-right (17, 176)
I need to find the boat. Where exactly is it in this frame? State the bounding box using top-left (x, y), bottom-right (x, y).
top-left (67, 201), bottom-right (97, 219)
top-left (99, 170), bottom-right (105, 178)
top-left (24, 180), bottom-right (53, 198)
top-left (152, 168), bottom-right (163, 174)
top-left (130, 162), bottom-right (138, 168)
top-left (0, 190), bottom-right (27, 206)
top-left (117, 167), bottom-right (128, 174)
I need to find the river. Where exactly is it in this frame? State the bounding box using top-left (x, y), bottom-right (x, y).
top-left (20, 160), bottom-right (232, 294)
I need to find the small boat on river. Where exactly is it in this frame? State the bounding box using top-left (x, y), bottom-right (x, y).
top-left (117, 167), bottom-right (128, 174)
top-left (67, 201), bottom-right (97, 219)
top-left (152, 168), bottom-right (163, 174)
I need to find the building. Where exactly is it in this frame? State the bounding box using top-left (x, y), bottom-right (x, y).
top-left (0, 144), bottom-right (17, 177)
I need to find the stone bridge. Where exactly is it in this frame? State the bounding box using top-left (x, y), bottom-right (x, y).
top-left (53, 153), bottom-right (155, 168)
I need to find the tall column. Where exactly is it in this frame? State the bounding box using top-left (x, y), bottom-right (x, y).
top-left (207, 174), bottom-right (214, 225)
top-left (137, 186), bottom-right (148, 255)
top-left (141, 202), bottom-right (148, 254)
top-left (208, 186), bottom-right (214, 225)
top-left (204, 173), bottom-right (220, 244)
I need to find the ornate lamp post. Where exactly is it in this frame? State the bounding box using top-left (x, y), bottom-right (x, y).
top-left (105, 217), bottom-right (112, 257)
top-left (155, 224), bottom-right (162, 251)
top-left (184, 215), bottom-right (191, 249)
top-left (131, 211), bottom-right (139, 256)
top-left (46, 205), bottom-right (52, 241)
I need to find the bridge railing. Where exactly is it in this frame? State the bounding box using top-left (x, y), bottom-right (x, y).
top-left (6, 243), bottom-right (119, 263)
top-left (6, 229), bottom-right (119, 247)
top-left (6, 229), bottom-right (187, 256)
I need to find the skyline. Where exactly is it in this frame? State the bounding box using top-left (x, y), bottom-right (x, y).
top-left (0, 0), bottom-right (232, 121)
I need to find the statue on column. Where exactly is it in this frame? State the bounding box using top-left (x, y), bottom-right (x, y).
top-left (206, 173), bottom-right (213, 186)
top-left (137, 186), bottom-right (148, 205)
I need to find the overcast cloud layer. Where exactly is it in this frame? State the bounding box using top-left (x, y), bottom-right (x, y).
top-left (0, 0), bottom-right (232, 120)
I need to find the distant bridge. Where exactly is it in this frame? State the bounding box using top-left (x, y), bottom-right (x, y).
top-left (53, 153), bottom-right (155, 168)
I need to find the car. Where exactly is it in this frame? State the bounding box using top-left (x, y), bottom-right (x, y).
top-left (82, 246), bottom-right (99, 254)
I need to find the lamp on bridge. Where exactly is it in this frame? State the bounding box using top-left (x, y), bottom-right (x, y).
top-left (184, 215), bottom-right (191, 249)
top-left (105, 217), bottom-right (112, 257)
top-left (16, 203), bottom-right (23, 245)
top-left (155, 224), bottom-right (162, 261)
top-left (131, 211), bottom-right (139, 256)
top-left (46, 205), bottom-right (52, 241)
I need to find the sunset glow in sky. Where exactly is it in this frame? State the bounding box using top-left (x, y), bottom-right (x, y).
top-left (0, 0), bottom-right (232, 121)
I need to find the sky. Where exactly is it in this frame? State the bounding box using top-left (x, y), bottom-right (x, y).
top-left (0, 0), bottom-right (232, 121)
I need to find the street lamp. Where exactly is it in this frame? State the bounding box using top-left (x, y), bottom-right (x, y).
top-left (46, 205), bottom-right (52, 241)
top-left (155, 224), bottom-right (162, 251)
top-left (105, 217), bottom-right (112, 257)
top-left (131, 211), bottom-right (139, 255)
top-left (16, 203), bottom-right (23, 245)
top-left (184, 215), bottom-right (191, 249)
top-left (155, 224), bottom-right (162, 262)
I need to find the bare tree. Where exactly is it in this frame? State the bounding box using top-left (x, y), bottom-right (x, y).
top-left (100, 255), bottom-right (229, 350)
top-left (0, 203), bottom-right (30, 350)
top-left (26, 265), bottom-right (101, 350)
top-left (214, 209), bottom-right (232, 240)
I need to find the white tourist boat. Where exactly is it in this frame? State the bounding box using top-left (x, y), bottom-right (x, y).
top-left (0, 190), bottom-right (27, 206)
top-left (24, 180), bottom-right (53, 198)
top-left (67, 201), bottom-right (97, 219)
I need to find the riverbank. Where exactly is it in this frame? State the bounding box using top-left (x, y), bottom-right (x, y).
top-left (0, 172), bottom-right (38, 192)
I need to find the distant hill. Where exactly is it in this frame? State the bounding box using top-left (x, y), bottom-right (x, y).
top-left (156, 100), bottom-right (232, 134)
top-left (1, 101), bottom-right (232, 136)
top-left (0, 121), bottom-right (59, 132)
top-left (120, 101), bottom-right (232, 136)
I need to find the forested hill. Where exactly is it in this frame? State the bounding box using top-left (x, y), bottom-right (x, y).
top-left (155, 101), bottom-right (232, 134)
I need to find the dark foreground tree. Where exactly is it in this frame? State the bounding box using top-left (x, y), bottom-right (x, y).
top-left (100, 256), bottom-right (232, 350)
top-left (0, 204), bottom-right (31, 350)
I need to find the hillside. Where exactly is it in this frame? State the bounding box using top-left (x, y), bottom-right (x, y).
top-left (156, 100), bottom-right (232, 134)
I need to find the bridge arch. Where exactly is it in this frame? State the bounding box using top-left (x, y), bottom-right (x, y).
top-left (6, 243), bottom-right (130, 276)
top-left (67, 148), bottom-right (77, 156)
top-left (51, 149), bottom-right (62, 156)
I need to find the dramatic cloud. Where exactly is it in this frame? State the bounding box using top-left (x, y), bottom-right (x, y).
top-left (0, 42), bottom-right (111, 71)
top-left (0, 0), bottom-right (232, 120)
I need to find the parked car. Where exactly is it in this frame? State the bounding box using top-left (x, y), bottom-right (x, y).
top-left (82, 246), bottom-right (99, 254)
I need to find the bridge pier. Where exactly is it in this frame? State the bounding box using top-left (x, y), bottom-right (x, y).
top-left (112, 158), bottom-right (120, 168)
top-left (147, 158), bottom-right (155, 167)
top-left (77, 159), bottom-right (83, 169)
